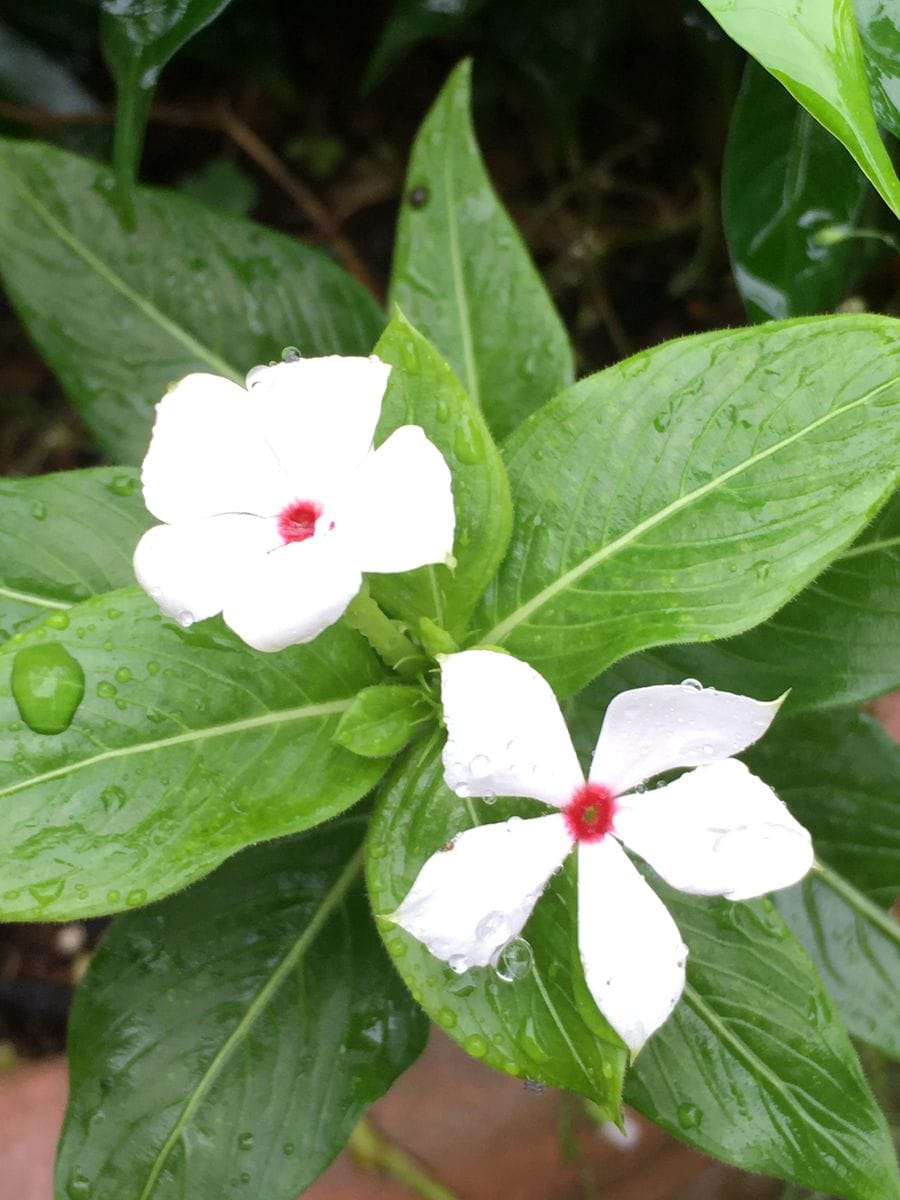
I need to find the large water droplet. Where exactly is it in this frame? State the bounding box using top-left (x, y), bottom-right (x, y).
top-left (281, 345), bottom-right (302, 362)
top-left (469, 753), bottom-right (491, 778)
top-left (11, 643), bottom-right (85, 734)
top-left (495, 937), bottom-right (533, 983)
top-left (680, 678), bottom-right (703, 692)
top-left (448, 953), bottom-right (469, 974)
top-left (463, 1033), bottom-right (488, 1058)
top-left (245, 365), bottom-right (268, 388)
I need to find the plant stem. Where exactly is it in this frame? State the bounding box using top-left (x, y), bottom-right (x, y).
top-left (344, 588), bottom-right (426, 679)
top-left (349, 1116), bottom-right (459, 1200)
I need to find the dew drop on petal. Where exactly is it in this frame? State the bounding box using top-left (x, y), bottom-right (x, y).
top-left (495, 937), bottom-right (533, 983)
top-left (476, 911), bottom-right (511, 944)
top-left (469, 753), bottom-right (491, 778)
top-left (281, 345), bottom-right (302, 362)
top-left (448, 954), bottom-right (469, 974)
top-left (177, 611), bottom-right (195, 628)
top-left (680, 678), bottom-right (704, 692)
top-left (245, 365), bottom-right (268, 388)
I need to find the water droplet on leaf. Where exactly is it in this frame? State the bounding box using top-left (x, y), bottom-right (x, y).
top-left (495, 937), bottom-right (533, 983)
top-left (677, 1103), bottom-right (702, 1129)
top-left (12, 643), bottom-right (85, 734)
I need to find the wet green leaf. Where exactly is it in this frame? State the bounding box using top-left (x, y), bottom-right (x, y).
top-left (371, 312), bottom-right (512, 636)
top-left (0, 138), bottom-right (383, 462)
top-left (101, 0), bottom-right (236, 220)
top-left (699, 0), bottom-right (900, 217)
top-left (366, 734), bottom-right (628, 1120)
top-left (0, 468), bottom-right (151, 643)
top-left (0, 588), bottom-right (386, 921)
top-left (475, 316), bottom-right (900, 697)
top-left (724, 61), bottom-right (876, 322)
top-left (334, 684), bottom-right (432, 757)
top-left (854, 0), bottom-right (900, 139)
top-left (390, 60), bottom-right (573, 441)
top-left (57, 816), bottom-right (428, 1200)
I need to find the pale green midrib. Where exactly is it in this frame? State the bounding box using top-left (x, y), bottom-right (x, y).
top-left (837, 533), bottom-right (900, 561)
top-left (0, 699), bottom-right (350, 800)
top-left (813, 861), bottom-right (900, 945)
top-left (683, 985), bottom-right (856, 1164)
top-left (0, 584), bottom-right (70, 612)
top-left (530, 962), bottom-right (594, 1085)
top-left (485, 376), bottom-right (899, 644)
top-left (443, 141), bottom-right (479, 410)
top-left (0, 156), bottom-right (242, 384)
top-left (135, 845), bottom-right (365, 1200)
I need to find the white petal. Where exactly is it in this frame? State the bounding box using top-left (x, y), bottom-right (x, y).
top-left (390, 813), bottom-right (572, 971)
top-left (614, 759), bottom-right (813, 901)
top-left (222, 535), bottom-right (361, 652)
top-left (578, 837), bottom-right (687, 1054)
top-left (590, 684), bottom-right (783, 795)
top-left (141, 374), bottom-right (290, 523)
top-left (336, 426), bottom-right (455, 573)
top-left (440, 650), bottom-right (584, 806)
top-left (134, 515), bottom-right (278, 624)
top-left (247, 356), bottom-right (391, 495)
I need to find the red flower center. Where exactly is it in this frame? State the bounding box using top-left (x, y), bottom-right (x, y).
top-left (563, 782), bottom-right (617, 843)
top-left (277, 500), bottom-right (323, 544)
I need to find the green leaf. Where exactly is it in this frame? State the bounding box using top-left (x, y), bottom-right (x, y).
top-left (474, 316), bottom-right (900, 697)
top-left (0, 588), bottom-right (387, 921)
top-left (0, 467), bottom-right (151, 642)
top-left (361, 0), bottom-right (488, 93)
top-left (854, 0), bottom-right (900, 139)
top-left (699, 0), bottom-right (900, 218)
top-left (334, 684), bottom-right (432, 757)
top-left (366, 734), bottom-right (629, 1118)
top-left (724, 61), bottom-right (876, 322)
top-left (584, 491), bottom-right (900, 715)
top-left (775, 868), bottom-right (900, 1060)
top-left (101, 0), bottom-right (236, 221)
top-left (389, 60), bottom-right (573, 441)
top-left (371, 311), bottom-right (512, 636)
top-left (0, 137), bottom-right (383, 462)
top-left (626, 886), bottom-right (900, 1200)
top-left (0, 19), bottom-right (100, 113)
top-left (56, 816), bottom-right (428, 1200)
top-left (745, 708), bottom-right (900, 905)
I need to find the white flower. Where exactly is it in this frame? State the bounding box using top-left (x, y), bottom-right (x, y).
top-left (133, 356), bottom-right (455, 651)
top-left (391, 650), bottom-right (813, 1053)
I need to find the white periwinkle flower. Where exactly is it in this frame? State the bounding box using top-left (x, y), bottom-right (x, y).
top-left (133, 355), bottom-right (455, 651)
top-left (391, 650), bottom-right (813, 1053)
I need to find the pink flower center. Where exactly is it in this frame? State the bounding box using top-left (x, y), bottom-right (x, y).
top-left (277, 500), bottom-right (323, 544)
top-left (563, 782), bottom-right (617, 843)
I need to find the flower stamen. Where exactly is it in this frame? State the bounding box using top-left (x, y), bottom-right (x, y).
top-left (564, 782), bottom-right (616, 843)
top-left (277, 499), bottom-right (323, 544)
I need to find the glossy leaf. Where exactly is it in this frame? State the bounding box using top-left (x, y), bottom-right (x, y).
top-left (0, 588), bottom-right (386, 921)
top-left (586, 491), bottom-right (900, 716)
top-left (775, 867), bottom-right (900, 1059)
top-left (361, 0), bottom-right (488, 93)
top-left (366, 734), bottom-right (629, 1120)
top-left (389, 60), bottom-right (573, 441)
top-left (57, 816), bottom-right (428, 1200)
top-left (101, 0), bottom-right (236, 221)
top-left (0, 138), bottom-right (383, 462)
top-left (699, 0), bottom-right (900, 217)
top-left (0, 467), bottom-right (151, 642)
top-left (724, 61), bottom-right (874, 322)
top-left (626, 885), bottom-right (900, 1200)
top-left (334, 684), bottom-right (432, 757)
top-left (371, 312), bottom-right (512, 636)
top-left (745, 708), bottom-right (900, 907)
top-left (854, 0), bottom-right (900, 139)
top-left (474, 316), bottom-right (900, 697)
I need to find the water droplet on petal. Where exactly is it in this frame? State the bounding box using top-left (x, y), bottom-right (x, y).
top-left (680, 678), bottom-right (703, 692)
top-left (177, 611), bottom-right (194, 628)
top-left (476, 911), bottom-right (511, 943)
top-left (469, 753), bottom-right (491, 778)
top-left (448, 954), bottom-right (469, 974)
top-left (281, 345), bottom-right (302, 362)
top-left (245, 365), bottom-right (268, 388)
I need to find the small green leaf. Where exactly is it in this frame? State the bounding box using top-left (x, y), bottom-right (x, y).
top-left (0, 588), bottom-right (387, 920)
top-left (475, 316), bottom-right (900, 697)
top-left (334, 684), bottom-right (432, 758)
top-left (101, 0), bottom-right (236, 221)
top-left (367, 735), bottom-right (628, 1119)
top-left (0, 138), bottom-right (383, 462)
top-left (626, 887), bottom-right (900, 1200)
top-left (371, 311), bottom-right (512, 636)
top-left (699, 0), bottom-right (900, 217)
top-left (854, 0), bottom-right (900, 139)
top-left (776, 867), bottom-right (900, 1059)
top-left (361, 0), bottom-right (488, 93)
top-left (390, 60), bottom-right (573, 440)
top-left (724, 61), bottom-right (878, 322)
top-left (0, 468), bottom-right (151, 642)
top-left (56, 816), bottom-right (428, 1200)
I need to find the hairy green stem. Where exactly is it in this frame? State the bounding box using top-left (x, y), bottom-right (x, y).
top-left (349, 1116), bottom-right (459, 1200)
top-left (344, 588), bottom-right (425, 679)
